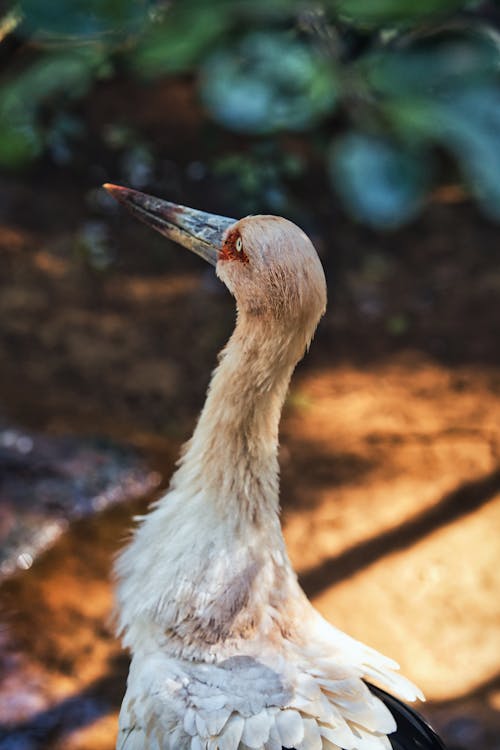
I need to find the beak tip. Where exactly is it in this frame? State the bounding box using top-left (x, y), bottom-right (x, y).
top-left (102, 183), bottom-right (126, 201)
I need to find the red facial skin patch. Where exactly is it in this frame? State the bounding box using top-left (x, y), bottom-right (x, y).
top-left (219, 228), bottom-right (249, 264)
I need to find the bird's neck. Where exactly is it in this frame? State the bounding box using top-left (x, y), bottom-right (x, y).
top-left (115, 311), bottom-right (313, 654)
top-left (172, 311), bottom-right (306, 527)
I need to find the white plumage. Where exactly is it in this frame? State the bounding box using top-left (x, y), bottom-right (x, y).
top-left (104, 185), bottom-right (424, 750)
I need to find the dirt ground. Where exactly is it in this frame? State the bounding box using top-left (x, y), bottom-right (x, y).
top-left (0, 79), bottom-right (499, 748)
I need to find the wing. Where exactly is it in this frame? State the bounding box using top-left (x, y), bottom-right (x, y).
top-left (117, 653), bottom-right (296, 750)
top-left (366, 684), bottom-right (446, 750)
top-left (117, 652), bottom-right (401, 750)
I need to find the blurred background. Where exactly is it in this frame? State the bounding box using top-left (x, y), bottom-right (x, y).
top-left (0, 0), bottom-right (499, 748)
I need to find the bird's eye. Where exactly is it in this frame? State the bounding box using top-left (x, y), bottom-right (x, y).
top-left (220, 230), bottom-right (248, 263)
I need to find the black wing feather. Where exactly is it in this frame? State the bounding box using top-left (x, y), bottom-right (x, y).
top-left (367, 683), bottom-right (447, 750)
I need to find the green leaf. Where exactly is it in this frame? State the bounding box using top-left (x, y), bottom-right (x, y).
top-left (129, 0), bottom-right (306, 78)
top-left (0, 49), bottom-right (105, 168)
top-left (365, 28), bottom-right (500, 97)
top-left (20, 0), bottom-right (154, 39)
top-left (429, 86), bottom-right (500, 218)
top-left (330, 133), bottom-right (430, 228)
top-left (131, 5), bottom-right (230, 76)
top-left (356, 27), bottom-right (500, 220)
top-left (381, 83), bottom-right (500, 219)
top-left (200, 31), bottom-right (337, 134)
top-left (0, 123), bottom-right (42, 168)
top-left (333, 0), bottom-right (471, 28)
top-left (0, 49), bottom-right (105, 122)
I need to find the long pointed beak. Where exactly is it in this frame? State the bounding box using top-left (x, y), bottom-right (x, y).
top-left (103, 184), bottom-right (236, 266)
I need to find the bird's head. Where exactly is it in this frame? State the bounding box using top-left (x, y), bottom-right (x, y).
top-left (103, 185), bottom-right (326, 331)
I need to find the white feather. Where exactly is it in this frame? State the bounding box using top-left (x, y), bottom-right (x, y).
top-left (195, 711), bottom-right (208, 738)
top-left (168, 726), bottom-right (185, 749)
top-left (348, 724), bottom-right (394, 750)
top-left (190, 736), bottom-right (204, 750)
top-left (184, 708), bottom-right (197, 737)
top-left (241, 711), bottom-right (272, 748)
top-left (264, 723), bottom-right (282, 750)
top-left (275, 708), bottom-right (304, 748)
top-left (319, 721), bottom-right (356, 749)
top-left (363, 666), bottom-right (425, 702)
top-left (217, 714), bottom-right (245, 750)
top-left (296, 673), bottom-right (324, 700)
top-left (202, 707), bottom-right (232, 736)
top-left (322, 741), bottom-right (342, 750)
top-left (296, 717), bottom-right (323, 750)
top-left (193, 694), bottom-right (229, 712)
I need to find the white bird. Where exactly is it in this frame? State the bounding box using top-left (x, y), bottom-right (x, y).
top-left (104, 184), bottom-right (445, 750)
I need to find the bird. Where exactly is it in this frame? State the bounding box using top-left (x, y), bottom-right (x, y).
top-left (103, 183), bottom-right (446, 750)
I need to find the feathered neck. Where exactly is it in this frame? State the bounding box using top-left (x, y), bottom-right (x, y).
top-left (171, 308), bottom-right (311, 525)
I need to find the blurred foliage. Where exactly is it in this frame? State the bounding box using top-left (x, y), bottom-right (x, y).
top-left (335, 0), bottom-right (471, 26)
top-left (213, 144), bottom-right (305, 214)
top-left (330, 134), bottom-right (430, 228)
top-left (200, 31), bottom-right (337, 134)
top-left (19, 0), bottom-right (156, 39)
top-left (3, 0), bottom-right (500, 227)
top-left (0, 47), bottom-right (108, 166)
